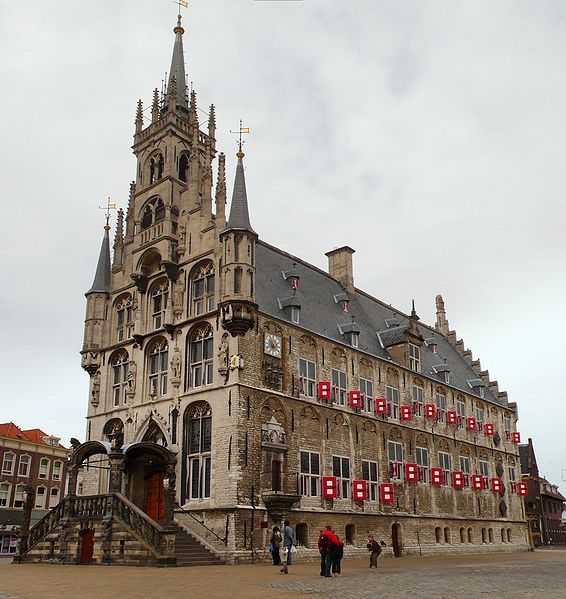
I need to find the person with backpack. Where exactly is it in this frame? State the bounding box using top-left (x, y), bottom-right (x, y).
top-left (318, 525), bottom-right (340, 577)
top-left (367, 535), bottom-right (382, 568)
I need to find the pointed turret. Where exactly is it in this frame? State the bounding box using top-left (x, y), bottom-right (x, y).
top-left (112, 209), bottom-right (124, 272)
top-left (215, 152), bottom-right (227, 226)
top-left (208, 104), bottom-right (216, 139)
top-left (135, 99), bottom-right (143, 133)
top-left (435, 294), bottom-right (450, 336)
top-left (151, 88), bottom-right (160, 123)
top-left (224, 151), bottom-right (257, 236)
top-left (166, 14), bottom-right (188, 112)
top-left (87, 224), bottom-right (111, 295)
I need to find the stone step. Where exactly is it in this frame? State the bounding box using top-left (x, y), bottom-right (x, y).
top-left (171, 521), bottom-right (225, 567)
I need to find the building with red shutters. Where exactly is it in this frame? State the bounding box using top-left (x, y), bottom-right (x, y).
top-left (0, 423), bottom-right (68, 556)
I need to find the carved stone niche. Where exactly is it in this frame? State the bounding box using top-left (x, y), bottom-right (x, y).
top-left (262, 360), bottom-right (283, 391)
top-left (261, 416), bottom-right (287, 450)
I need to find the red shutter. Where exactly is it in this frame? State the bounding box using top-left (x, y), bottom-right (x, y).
top-left (491, 477), bottom-right (503, 493)
top-left (401, 405), bottom-right (413, 421)
top-left (318, 382), bottom-right (331, 400)
top-left (431, 467), bottom-right (444, 485)
top-left (405, 463), bottom-right (418, 482)
top-left (447, 411), bottom-right (457, 425)
top-left (322, 476), bottom-right (338, 499)
top-left (467, 417), bottom-right (477, 431)
top-left (425, 403), bottom-right (436, 419)
top-left (471, 474), bottom-right (484, 491)
top-left (484, 423), bottom-right (495, 436)
top-left (517, 482), bottom-right (528, 496)
top-left (349, 390), bottom-right (362, 408)
top-left (352, 480), bottom-right (368, 501)
top-left (512, 432), bottom-right (521, 444)
top-left (452, 471), bottom-right (465, 489)
top-left (380, 483), bottom-right (394, 504)
top-left (375, 397), bottom-right (387, 414)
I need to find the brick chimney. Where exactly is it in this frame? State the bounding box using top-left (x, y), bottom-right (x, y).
top-left (326, 246), bottom-right (355, 292)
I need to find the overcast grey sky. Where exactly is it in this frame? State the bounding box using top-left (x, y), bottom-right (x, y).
top-left (1, 0), bottom-right (565, 486)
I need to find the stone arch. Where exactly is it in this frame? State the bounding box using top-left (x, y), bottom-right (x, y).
top-left (263, 320), bottom-right (283, 336)
top-left (134, 410), bottom-right (170, 446)
top-left (182, 401), bottom-right (212, 504)
top-left (437, 438), bottom-right (450, 452)
top-left (389, 426), bottom-right (402, 441)
top-left (103, 418), bottom-right (124, 440)
top-left (188, 260), bottom-right (215, 317)
top-left (330, 346), bottom-right (347, 368)
top-left (137, 249), bottom-right (162, 277)
top-left (415, 433), bottom-right (429, 448)
top-left (386, 367), bottom-right (399, 385)
top-left (299, 405), bottom-right (322, 440)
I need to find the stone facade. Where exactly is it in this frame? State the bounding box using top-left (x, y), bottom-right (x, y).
top-left (77, 14), bottom-right (529, 564)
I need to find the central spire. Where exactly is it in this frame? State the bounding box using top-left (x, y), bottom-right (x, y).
top-left (224, 150), bottom-right (257, 235)
top-left (167, 14), bottom-right (189, 112)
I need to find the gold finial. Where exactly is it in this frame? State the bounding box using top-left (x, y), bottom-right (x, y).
top-left (99, 197), bottom-right (117, 230)
top-left (230, 119), bottom-right (250, 156)
top-left (173, 0), bottom-right (188, 33)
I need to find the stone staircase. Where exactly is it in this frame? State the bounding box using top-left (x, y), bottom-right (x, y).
top-left (171, 522), bottom-right (225, 567)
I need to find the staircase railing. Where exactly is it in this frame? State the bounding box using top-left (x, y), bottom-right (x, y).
top-left (20, 500), bottom-right (66, 554)
top-left (175, 505), bottom-right (228, 546)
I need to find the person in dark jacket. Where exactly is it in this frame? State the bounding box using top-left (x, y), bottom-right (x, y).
top-left (367, 535), bottom-right (382, 568)
top-left (329, 531), bottom-right (345, 577)
top-left (280, 520), bottom-right (295, 574)
top-left (270, 526), bottom-right (282, 565)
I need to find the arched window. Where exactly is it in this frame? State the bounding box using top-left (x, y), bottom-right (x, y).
top-left (501, 528), bottom-right (506, 543)
top-left (507, 528), bottom-right (512, 543)
top-left (39, 458), bottom-right (50, 480)
top-left (435, 526), bottom-right (442, 544)
top-left (149, 153), bottom-right (164, 184)
top-left (234, 266), bottom-right (242, 293)
top-left (179, 153), bottom-right (189, 182)
top-left (488, 528), bottom-right (494, 544)
top-left (468, 528), bottom-right (473, 544)
top-left (103, 418), bottom-right (124, 441)
top-left (150, 280), bottom-right (168, 330)
top-left (49, 487), bottom-right (60, 508)
top-left (482, 528), bottom-right (487, 543)
top-left (1, 452), bottom-right (15, 475)
top-left (0, 483), bottom-right (10, 507)
top-left (345, 523), bottom-right (356, 546)
top-left (187, 325), bottom-right (213, 389)
top-left (148, 338), bottom-right (168, 398)
top-left (460, 527), bottom-right (466, 544)
top-left (142, 421), bottom-right (168, 447)
top-left (13, 483), bottom-right (26, 508)
top-left (191, 262), bottom-right (215, 316)
top-left (111, 351), bottom-right (129, 407)
top-left (116, 296), bottom-right (133, 342)
top-left (140, 197), bottom-right (166, 230)
top-left (34, 486), bottom-right (46, 509)
top-left (296, 523), bottom-right (308, 547)
top-left (185, 403), bottom-right (212, 501)
top-left (444, 527), bottom-right (451, 544)
top-left (52, 461), bottom-right (63, 481)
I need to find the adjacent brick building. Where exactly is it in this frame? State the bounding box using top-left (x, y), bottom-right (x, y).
top-left (519, 438), bottom-right (565, 546)
top-left (0, 423), bottom-right (68, 555)
top-left (69, 14), bottom-right (530, 563)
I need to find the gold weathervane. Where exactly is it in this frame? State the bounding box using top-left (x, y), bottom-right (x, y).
top-left (99, 197), bottom-right (117, 230)
top-left (230, 120), bottom-right (250, 155)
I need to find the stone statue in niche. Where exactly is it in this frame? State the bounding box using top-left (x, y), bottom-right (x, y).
top-left (173, 274), bottom-right (185, 315)
top-left (90, 370), bottom-right (100, 406)
top-left (218, 334), bottom-right (229, 373)
top-left (127, 361), bottom-right (137, 394)
top-left (171, 349), bottom-right (181, 384)
top-left (178, 225), bottom-right (186, 253)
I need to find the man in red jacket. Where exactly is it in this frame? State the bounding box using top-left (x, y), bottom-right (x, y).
top-left (318, 525), bottom-right (341, 577)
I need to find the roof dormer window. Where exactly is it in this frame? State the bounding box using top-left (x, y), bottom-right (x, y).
top-left (351, 332), bottom-right (359, 348)
top-left (334, 292), bottom-right (350, 313)
top-left (282, 264), bottom-right (300, 290)
top-left (467, 378), bottom-right (486, 398)
top-left (433, 363), bottom-right (451, 384)
top-left (409, 343), bottom-right (421, 372)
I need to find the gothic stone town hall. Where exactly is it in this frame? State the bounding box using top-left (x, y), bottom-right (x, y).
top-left (19, 14), bottom-right (529, 565)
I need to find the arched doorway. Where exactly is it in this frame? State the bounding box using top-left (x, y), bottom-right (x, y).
top-left (391, 522), bottom-right (402, 557)
top-left (145, 471), bottom-right (165, 520)
top-left (79, 529), bottom-right (94, 564)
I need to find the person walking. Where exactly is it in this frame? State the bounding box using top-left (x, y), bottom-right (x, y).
top-left (329, 530), bottom-right (345, 577)
top-left (270, 526), bottom-right (282, 565)
top-left (280, 520), bottom-right (295, 574)
top-left (318, 525), bottom-right (340, 577)
top-left (367, 535), bottom-right (382, 568)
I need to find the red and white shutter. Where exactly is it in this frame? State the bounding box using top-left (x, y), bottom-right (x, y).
top-left (484, 423), bottom-right (495, 436)
top-left (516, 482), bottom-right (528, 496)
top-left (321, 476), bottom-right (338, 499)
top-left (375, 397), bottom-right (387, 414)
top-left (380, 483), bottom-right (395, 504)
top-left (512, 432), bottom-right (521, 444)
top-left (405, 463), bottom-right (419, 483)
top-left (318, 382), bottom-right (331, 400)
top-left (467, 417), bottom-right (477, 431)
top-left (431, 467), bottom-right (444, 485)
top-left (447, 411), bottom-right (457, 425)
top-left (349, 390), bottom-right (362, 408)
top-left (491, 477), bottom-right (503, 493)
top-left (425, 403), bottom-right (436, 420)
top-left (401, 405), bottom-right (413, 421)
top-left (471, 474), bottom-right (484, 491)
top-left (452, 471), bottom-right (465, 489)
top-left (352, 480), bottom-right (368, 501)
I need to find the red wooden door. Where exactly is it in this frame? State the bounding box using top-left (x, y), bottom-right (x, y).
top-left (79, 529), bottom-right (94, 564)
top-left (145, 472), bottom-right (165, 521)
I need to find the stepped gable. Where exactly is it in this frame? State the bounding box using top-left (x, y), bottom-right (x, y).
top-left (255, 241), bottom-right (506, 407)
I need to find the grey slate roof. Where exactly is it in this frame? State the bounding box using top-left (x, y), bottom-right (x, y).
top-left (255, 240), bottom-right (505, 407)
top-left (518, 445), bottom-right (530, 475)
top-left (87, 228), bottom-right (111, 294)
top-left (224, 154), bottom-right (257, 235)
top-left (168, 16), bottom-right (188, 111)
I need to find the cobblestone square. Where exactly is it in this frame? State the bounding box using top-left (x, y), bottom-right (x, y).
top-left (1, 550), bottom-right (565, 599)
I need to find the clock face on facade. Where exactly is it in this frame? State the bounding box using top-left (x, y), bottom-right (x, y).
top-left (264, 333), bottom-right (282, 358)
